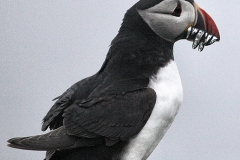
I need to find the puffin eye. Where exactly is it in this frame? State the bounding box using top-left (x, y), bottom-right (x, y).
top-left (171, 4), bottom-right (182, 17)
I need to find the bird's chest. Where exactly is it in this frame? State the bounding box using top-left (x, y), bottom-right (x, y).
top-left (120, 60), bottom-right (183, 160)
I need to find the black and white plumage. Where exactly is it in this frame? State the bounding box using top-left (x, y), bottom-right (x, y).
top-left (8, 0), bottom-right (220, 159)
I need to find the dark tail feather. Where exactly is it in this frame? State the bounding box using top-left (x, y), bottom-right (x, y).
top-left (7, 127), bottom-right (102, 151)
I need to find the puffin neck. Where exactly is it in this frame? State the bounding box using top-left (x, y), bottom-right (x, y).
top-left (99, 7), bottom-right (174, 79)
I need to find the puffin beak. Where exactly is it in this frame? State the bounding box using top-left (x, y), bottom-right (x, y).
top-left (186, 3), bottom-right (220, 51)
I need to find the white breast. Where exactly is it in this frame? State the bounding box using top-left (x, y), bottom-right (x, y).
top-left (120, 60), bottom-right (183, 160)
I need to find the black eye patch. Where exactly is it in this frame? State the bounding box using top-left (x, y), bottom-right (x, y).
top-left (171, 3), bottom-right (182, 17)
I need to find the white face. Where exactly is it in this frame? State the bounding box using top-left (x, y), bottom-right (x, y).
top-left (137, 0), bottom-right (195, 42)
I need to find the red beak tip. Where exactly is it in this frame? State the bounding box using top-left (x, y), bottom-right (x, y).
top-left (199, 8), bottom-right (220, 41)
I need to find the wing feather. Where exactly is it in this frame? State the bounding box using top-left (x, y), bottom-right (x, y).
top-left (63, 88), bottom-right (156, 145)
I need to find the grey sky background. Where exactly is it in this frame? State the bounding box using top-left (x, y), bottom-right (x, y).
top-left (1, 0), bottom-right (239, 160)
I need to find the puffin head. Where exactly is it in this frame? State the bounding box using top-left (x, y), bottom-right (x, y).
top-left (132, 0), bottom-right (220, 51)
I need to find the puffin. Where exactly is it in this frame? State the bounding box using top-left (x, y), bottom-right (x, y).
top-left (8, 0), bottom-right (220, 160)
